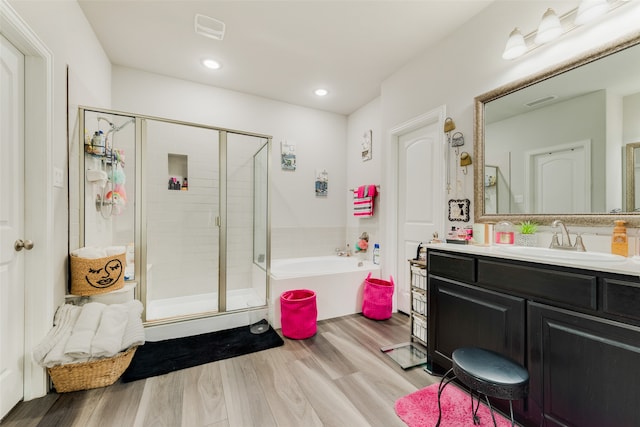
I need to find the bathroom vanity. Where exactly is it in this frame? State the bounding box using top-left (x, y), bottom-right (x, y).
top-left (427, 244), bottom-right (640, 427)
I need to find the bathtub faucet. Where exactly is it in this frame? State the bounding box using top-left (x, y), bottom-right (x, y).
top-left (335, 244), bottom-right (352, 257)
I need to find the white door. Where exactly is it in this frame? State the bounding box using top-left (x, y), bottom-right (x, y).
top-left (397, 122), bottom-right (444, 314)
top-left (527, 141), bottom-right (590, 213)
top-left (1, 34), bottom-right (26, 419)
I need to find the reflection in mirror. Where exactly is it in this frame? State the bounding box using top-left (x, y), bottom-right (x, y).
top-left (484, 165), bottom-right (498, 214)
top-left (626, 142), bottom-right (640, 212)
top-left (475, 32), bottom-right (640, 225)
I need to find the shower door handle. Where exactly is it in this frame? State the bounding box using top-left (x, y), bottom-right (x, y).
top-left (14, 239), bottom-right (35, 251)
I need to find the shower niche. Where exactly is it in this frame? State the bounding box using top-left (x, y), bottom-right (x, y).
top-left (167, 153), bottom-right (188, 191)
top-left (78, 107), bottom-right (271, 325)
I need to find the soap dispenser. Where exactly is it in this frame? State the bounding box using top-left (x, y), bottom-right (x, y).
top-left (611, 220), bottom-right (628, 257)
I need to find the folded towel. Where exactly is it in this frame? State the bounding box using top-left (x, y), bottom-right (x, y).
top-left (70, 246), bottom-right (125, 259)
top-left (64, 302), bottom-right (105, 358)
top-left (40, 307), bottom-right (82, 368)
top-left (33, 304), bottom-right (81, 366)
top-left (120, 300), bottom-right (145, 351)
top-left (105, 246), bottom-right (126, 256)
top-left (91, 304), bottom-right (128, 358)
top-left (357, 185), bottom-right (365, 198)
top-left (353, 185), bottom-right (377, 217)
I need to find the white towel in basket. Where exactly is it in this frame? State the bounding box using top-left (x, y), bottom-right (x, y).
top-left (33, 304), bottom-right (81, 366)
top-left (91, 304), bottom-right (129, 358)
top-left (120, 300), bottom-right (145, 350)
top-left (64, 302), bottom-right (105, 358)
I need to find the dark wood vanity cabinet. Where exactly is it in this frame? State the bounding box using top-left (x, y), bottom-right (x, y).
top-left (427, 248), bottom-right (640, 427)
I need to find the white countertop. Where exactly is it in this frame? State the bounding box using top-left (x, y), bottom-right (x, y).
top-left (427, 243), bottom-right (640, 278)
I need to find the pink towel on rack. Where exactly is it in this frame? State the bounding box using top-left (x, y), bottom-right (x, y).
top-left (353, 185), bottom-right (378, 217)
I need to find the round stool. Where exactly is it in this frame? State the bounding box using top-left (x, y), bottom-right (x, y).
top-left (436, 347), bottom-right (529, 427)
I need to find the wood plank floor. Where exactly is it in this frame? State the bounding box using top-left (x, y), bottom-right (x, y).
top-left (2, 313), bottom-right (439, 427)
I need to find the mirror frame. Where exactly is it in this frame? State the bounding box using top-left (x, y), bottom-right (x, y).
top-left (474, 31), bottom-right (640, 226)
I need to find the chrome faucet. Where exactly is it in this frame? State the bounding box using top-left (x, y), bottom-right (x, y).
top-left (549, 220), bottom-right (586, 251)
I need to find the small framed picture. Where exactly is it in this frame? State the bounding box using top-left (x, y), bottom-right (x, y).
top-left (361, 130), bottom-right (372, 161)
top-left (448, 199), bottom-right (470, 222)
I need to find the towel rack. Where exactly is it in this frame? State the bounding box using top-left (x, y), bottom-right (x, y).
top-left (348, 185), bottom-right (381, 192)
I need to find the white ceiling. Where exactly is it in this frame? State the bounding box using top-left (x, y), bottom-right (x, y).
top-left (77, 0), bottom-right (494, 115)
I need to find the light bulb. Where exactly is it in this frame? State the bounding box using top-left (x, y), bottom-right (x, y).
top-left (575, 0), bottom-right (609, 25)
top-left (502, 28), bottom-right (527, 60)
top-left (535, 8), bottom-right (563, 44)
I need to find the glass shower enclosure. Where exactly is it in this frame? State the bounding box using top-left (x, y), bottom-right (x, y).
top-left (78, 107), bottom-right (271, 324)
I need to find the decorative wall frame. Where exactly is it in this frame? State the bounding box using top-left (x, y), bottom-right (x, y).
top-left (448, 199), bottom-right (470, 222)
top-left (315, 169), bottom-right (328, 196)
top-left (361, 129), bottom-right (372, 161)
top-left (281, 140), bottom-right (296, 170)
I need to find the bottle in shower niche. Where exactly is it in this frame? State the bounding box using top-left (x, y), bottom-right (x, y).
top-left (373, 243), bottom-right (380, 265)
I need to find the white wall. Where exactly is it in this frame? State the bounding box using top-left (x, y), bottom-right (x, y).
top-left (111, 66), bottom-right (349, 259)
top-left (346, 97), bottom-right (382, 258)
top-left (8, 0), bottom-right (111, 305)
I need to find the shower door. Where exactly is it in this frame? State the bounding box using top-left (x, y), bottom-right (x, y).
top-left (144, 120), bottom-right (221, 320)
top-left (225, 133), bottom-right (270, 311)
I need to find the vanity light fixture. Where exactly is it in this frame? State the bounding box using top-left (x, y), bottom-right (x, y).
top-left (314, 88), bottom-right (329, 96)
top-left (502, 0), bottom-right (626, 60)
top-left (534, 8), bottom-right (563, 44)
top-left (202, 58), bottom-right (222, 70)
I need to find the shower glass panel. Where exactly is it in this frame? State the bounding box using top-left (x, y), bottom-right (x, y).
top-left (79, 107), bottom-right (272, 328)
top-left (226, 133), bottom-right (270, 310)
top-left (144, 120), bottom-right (220, 321)
top-left (80, 109), bottom-right (136, 281)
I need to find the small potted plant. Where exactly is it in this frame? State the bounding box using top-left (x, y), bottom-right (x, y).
top-left (516, 220), bottom-right (538, 247)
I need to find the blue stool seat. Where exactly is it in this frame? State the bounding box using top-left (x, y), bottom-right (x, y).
top-left (436, 348), bottom-right (529, 427)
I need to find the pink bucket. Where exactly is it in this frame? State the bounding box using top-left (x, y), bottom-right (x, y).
top-left (362, 273), bottom-right (394, 320)
top-left (280, 289), bottom-right (317, 339)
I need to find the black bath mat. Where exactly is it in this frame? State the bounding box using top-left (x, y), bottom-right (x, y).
top-left (121, 323), bottom-right (284, 382)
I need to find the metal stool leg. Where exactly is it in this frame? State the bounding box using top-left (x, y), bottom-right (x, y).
top-left (484, 395), bottom-right (498, 427)
top-left (435, 368), bottom-right (456, 427)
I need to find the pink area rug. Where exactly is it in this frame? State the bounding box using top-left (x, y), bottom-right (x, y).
top-left (395, 383), bottom-right (513, 427)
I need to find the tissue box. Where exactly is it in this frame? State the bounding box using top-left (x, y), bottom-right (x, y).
top-left (70, 252), bottom-right (126, 296)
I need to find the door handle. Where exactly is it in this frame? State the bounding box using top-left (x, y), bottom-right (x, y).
top-left (14, 239), bottom-right (34, 251)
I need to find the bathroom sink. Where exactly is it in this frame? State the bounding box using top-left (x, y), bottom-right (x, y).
top-left (495, 246), bottom-right (628, 263)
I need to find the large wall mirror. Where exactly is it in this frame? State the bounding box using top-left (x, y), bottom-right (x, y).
top-left (475, 31), bottom-right (640, 226)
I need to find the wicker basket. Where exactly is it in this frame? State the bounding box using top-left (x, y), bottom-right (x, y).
top-left (47, 346), bottom-right (137, 393)
top-left (70, 252), bottom-right (126, 296)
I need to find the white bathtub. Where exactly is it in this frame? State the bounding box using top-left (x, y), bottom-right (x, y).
top-left (269, 256), bottom-right (384, 329)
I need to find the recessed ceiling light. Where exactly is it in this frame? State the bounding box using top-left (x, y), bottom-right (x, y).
top-left (314, 88), bottom-right (329, 97)
top-left (202, 58), bottom-right (221, 70)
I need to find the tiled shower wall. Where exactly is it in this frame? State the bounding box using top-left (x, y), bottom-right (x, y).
top-left (145, 122), bottom-right (265, 301)
top-left (145, 122), bottom-right (220, 301)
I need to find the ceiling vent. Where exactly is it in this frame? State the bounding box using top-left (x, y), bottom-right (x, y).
top-left (195, 14), bottom-right (225, 41)
top-left (525, 95), bottom-right (558, 107)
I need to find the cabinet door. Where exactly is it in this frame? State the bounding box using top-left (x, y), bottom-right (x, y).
top-left (528, 302), bottom-right (640, 427)
top-left (430, 277), bottom-right (525, 368)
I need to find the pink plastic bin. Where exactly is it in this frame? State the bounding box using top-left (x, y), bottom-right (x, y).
top-left (362, 273), bottom-right (394, 320)
top-left (280, 289), bottom-right (317, 339)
